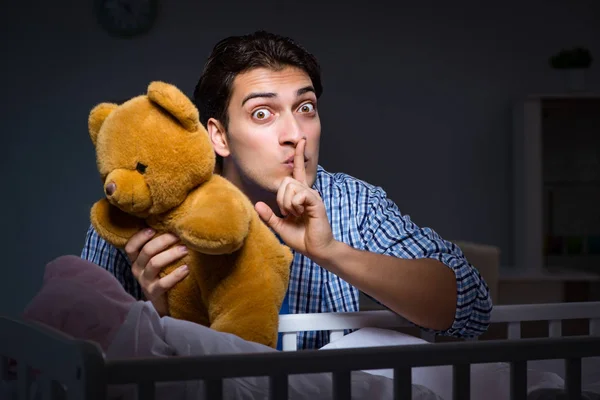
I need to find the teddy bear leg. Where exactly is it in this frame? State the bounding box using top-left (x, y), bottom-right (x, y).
top-left (159, 264), bottom-right (209, 327)
top-left (207, 260), bottom-right (289, 348)
top-left (195, 216), bottom-right (292, 348)
top-left (209, 300), bottom-right (281, 348)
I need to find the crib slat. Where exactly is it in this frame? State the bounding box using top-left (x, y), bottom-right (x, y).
top-left (509, 361), bottom-right (527, 400)
top-left (393, 367), bottom-right (412, 400)
top-left (565, 358), bottom-right (582, 400)
top-left (548, 320), bottom-right (561, 337)
top-left (50, 381), bottom-right (67, 400)
top-left (332, 370), bottom-right (351, 400)
top-left (39, 373), bottom-right (53, 400)
top-left (0, 356), bottom-right (8, 381)
top-left (590, 318), bottom-right (600, 336)
top-left (137, 380), bottom-right (155, 400)
top-left (18, 362), bottom-right (31, 400)
top-left (282, 332), bottom-right (298, 351)
top-left (269, 374), bottom-right (288, 399)
top-left (452, 364), bottom-right (469, 400)
top-left (507, 322), bottom-right (521, 339)
top-left (205, 378), bottom-right (223, 400)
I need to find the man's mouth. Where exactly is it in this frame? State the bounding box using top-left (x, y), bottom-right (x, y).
top-left (283, 156), bottom-right (309, 164)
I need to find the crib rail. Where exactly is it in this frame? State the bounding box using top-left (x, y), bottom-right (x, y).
top-left (278, 301), bottom-right (600, 350)
top-left (0, 316), bottom-right (107, 400)
top-left (491, 301), bottom-right (600, 339)
top-left (103, 335), bottom-right (600, 400)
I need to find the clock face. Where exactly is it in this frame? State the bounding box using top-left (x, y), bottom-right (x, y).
top-left (95, 0), bottom-right (158, 38)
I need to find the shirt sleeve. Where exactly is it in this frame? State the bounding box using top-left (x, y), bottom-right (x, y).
top-left (357, 185), bottom-right (493, 338)
top-left (81, 224), bottom-right (143, 300)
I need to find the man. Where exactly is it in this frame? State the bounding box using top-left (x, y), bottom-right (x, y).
top-left (82, 30), bottom-right (492, 350)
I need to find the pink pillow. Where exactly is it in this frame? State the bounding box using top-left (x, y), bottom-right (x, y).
top-left (22, 255), bottom-right (137, 352)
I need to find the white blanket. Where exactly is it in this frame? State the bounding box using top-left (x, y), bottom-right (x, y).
top-left (105, 301), bottom-right (443, 400)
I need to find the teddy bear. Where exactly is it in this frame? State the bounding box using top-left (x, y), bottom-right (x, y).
top-left (87, 81), bottom-right (293, 348)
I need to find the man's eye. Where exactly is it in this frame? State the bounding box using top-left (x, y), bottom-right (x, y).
top-left (298, 103), bottom-right (315, 113)
top-left (136, 162), bottom-right (147, 174)
top-left (252, 108), bottom-right (272, 120)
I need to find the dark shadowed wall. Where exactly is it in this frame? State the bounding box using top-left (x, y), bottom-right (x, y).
top-left (2, 0), bottom-right (599, 316)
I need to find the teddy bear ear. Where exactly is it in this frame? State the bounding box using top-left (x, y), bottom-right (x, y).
top-left (89, 103), bottom-right (119, 146)
top-left (147, 81), bottom-right (200, 132)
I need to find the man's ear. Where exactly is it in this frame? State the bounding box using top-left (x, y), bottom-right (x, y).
top-left (207, 118), bottom-right (230, 158)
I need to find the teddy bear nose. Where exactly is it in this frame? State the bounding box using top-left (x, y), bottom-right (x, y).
top-left (105, 182), bottom-right (116, 196)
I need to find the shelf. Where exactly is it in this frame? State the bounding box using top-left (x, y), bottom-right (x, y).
top-left (545, 254), bottom-right (600, 270)
top-left (499, 265), bottom-right (600, 282)
top-left (513, 96), bottom-right (600, 276)
top-left (525, 93), bottom-right (600, 100)
top-left (544, 181), bottom-right (600, 188)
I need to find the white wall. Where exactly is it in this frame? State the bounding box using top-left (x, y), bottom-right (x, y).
top-left (2, 0), bottom-right (599, 316)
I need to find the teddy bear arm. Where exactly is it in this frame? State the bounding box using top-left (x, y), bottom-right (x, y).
top-left (90, 199), bottom-right (148, 248)
top-left (173, 198), bottom-right (251, 255)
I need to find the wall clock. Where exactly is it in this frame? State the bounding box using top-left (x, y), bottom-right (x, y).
top-left (95, 0), bottom-right (158, 38)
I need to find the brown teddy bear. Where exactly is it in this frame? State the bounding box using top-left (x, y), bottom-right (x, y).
top-left (87, 81), bottom-right (293, 348)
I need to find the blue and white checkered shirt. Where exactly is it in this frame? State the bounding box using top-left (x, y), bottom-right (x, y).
top-left (82, 165), bottom-right (492, 349)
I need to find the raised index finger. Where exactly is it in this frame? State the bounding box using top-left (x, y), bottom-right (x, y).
top-left (293, 138), bottom-right (307, 185)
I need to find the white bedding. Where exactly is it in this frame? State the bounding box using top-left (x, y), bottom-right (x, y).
top-left (528, 357), bottom-right (600, 390)
top-left (527, 357), bottom-right (600, 399)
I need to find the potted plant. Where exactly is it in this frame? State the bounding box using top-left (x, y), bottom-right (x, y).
top-left (549, 47), bottom-right (593, 91)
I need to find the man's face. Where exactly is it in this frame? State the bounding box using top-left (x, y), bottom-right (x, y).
top-left (216, 66), bottom-right (321, 194)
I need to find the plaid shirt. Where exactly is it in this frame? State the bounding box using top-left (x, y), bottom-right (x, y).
top-left (82, 165), bottom-right (492, 350)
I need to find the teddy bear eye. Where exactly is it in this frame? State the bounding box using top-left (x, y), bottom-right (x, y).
top-left (136, 162), bottom-right (147, 174)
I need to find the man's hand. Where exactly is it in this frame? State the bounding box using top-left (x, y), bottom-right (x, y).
top-left (125, 229), bottom-right (189, 316)
top-left (255, 138), bottom-right (336, 260)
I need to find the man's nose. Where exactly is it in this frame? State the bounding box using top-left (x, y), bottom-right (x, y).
top-left (279, 113), bottom-right (304, 145)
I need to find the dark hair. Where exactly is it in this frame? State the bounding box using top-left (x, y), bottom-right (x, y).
top-left (193, 31), bottom-right (323, 156)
